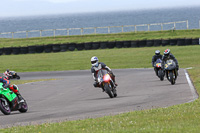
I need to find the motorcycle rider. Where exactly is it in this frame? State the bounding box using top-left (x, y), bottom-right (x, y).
top-left (4, 69), bottom-right (12, 78)
top-left (162, 49), bottom-right (179, 73)
top-left (152, 50), bottom-right (163, 76)
top-left (0, 77), bottom-right (24, 103)
top-left (91, 56), bottom-right (117, 92)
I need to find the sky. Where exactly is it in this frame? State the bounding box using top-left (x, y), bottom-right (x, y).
top-left (1, 0), bottom-right (200, 17)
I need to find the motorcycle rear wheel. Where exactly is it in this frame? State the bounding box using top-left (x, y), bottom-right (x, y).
top-left (16, 75), bottom-right (20, 79)
top-left (113, 91), bottom-right (117, 97)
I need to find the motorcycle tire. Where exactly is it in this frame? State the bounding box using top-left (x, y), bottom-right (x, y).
top-left (113, 88), bottom-right (117, 97)
top-left (158, 69), bottom-right (164, 81)
top-left (19, 101), bottom-right (28, 113)
top-left (169, 71), bottom-right (175, 85)
top-left (0, 98), bottom-right (11, 115)
top-left (104, 83), bottom-right (114, 98)
top-left (16, 75), bottom-right (20, 79)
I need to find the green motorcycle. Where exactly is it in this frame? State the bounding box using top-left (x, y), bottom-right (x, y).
top-left (0, 83), bottom-right (28, 115)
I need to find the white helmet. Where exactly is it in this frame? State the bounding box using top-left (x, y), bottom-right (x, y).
top-left (155, 50), bottom-right (160, 55)
top-left (91, 56), bottom-right (99, 67)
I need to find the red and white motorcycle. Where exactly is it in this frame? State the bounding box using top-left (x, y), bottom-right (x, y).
top-left (97, 69), bottom-right (117, 98)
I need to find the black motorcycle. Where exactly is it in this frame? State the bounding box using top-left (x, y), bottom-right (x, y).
top-left (154, 58), bottom-right (165, 81)
top-left (164, 59), bottom-right (178, 85)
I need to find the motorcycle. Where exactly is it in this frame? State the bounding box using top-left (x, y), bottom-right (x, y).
top-left (154, 58), bottom-right (164, 81)
top-left (164, 59), bottom-right (178, 85)
top-left (97, 69), bottom-right (117, 98)
top-left (0, 83), bottom-right (28, 115)
top-left (3, 71), bottom-right (20, 80)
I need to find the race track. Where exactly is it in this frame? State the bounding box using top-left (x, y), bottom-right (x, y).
top-left (0, 68), bottom-right (197, 128)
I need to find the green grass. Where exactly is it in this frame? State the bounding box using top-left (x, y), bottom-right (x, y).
top-left (0, 30), bottom-right (200, 132)
top-left (0, 45), bottom-right (198, 72)
top-left (0, 29), bottom-right (200, 48)
top-left (0, 45), bottom-right (199, 132)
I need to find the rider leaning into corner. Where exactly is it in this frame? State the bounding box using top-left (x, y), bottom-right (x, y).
top-left (151, 50), bottom-right (163, 76)
top-left (4, 69), bottom-right (12, 78)
top-left (0, 76), bottom-right (24, 103)
top-left (161, 49), bottom-right (179, 73)
top-left (90, 56), bottom-right (118, 92)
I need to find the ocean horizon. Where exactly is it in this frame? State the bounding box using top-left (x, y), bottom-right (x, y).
top-left (1, 6), bottom-right (200, 38)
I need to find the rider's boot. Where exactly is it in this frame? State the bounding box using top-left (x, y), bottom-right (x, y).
top-left (100, 84), bottom-right (105, 92)
top-left (112, 76), bottom-right (118, 87)
top-left (16, 92), bottom-right (24, 104)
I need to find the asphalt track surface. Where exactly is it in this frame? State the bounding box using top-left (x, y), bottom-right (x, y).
top-left (0, 68), bottom-right (197, 128)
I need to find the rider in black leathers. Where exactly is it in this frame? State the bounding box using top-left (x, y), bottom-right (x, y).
top-left (161, 49), bottom-right (179, 73)
top-left (152, 50), bottom-right (163, 76)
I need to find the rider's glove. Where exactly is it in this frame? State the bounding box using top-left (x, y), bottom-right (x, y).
top-left (177, 64), bottom-right (179, 70)
top-left (108, 71), bottom-right (115, 77)
top-left (98, 78), bottom-right (101, 83)
top-left (152, 62), bottom-right (154, 67)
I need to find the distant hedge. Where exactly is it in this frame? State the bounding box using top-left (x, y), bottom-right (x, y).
top-left (0, 38), bottom-right (199, 55)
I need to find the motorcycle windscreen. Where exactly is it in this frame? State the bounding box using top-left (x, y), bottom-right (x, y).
top-left (165, 59), bottom-right (176, 70)
top-left (97, 69), bottom-right (108, 78)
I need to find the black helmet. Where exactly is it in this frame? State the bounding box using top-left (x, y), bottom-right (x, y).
top-left (155, 50), bottom-right (160, 55)
top-left (7, 69), bottom-right (9, 72)
top-left (164, 49), bottom-right (170, 57)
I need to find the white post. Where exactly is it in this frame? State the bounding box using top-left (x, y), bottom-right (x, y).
top-left (81, 28), bottom-right (83, 35)
top-left (94, 27), bottom-right (96, 34)
top-left (186, 20), bottom-right (189, 29)
top-left (26, 31), bottom-right (28, 38)
top-left (174, 22), bottom-right (176, 30)
top-left (54, 30), bottom-right (56, 37)
top-left (135, 25), bottom-right (137, 33)
top-left (40, 30), bottom-right (42, 37)
top-left (108, 26), bottom-right (110, 33)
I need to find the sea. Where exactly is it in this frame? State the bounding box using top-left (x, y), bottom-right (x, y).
top-left (0, 6), bottom-right (200, 38)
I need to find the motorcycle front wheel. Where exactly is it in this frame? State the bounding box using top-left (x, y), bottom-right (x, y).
top-left (0, 98), bottom-right (11, 115)
top-left (19, 101), bottom-right (28, 113)
top-left (104, 83), bottom-right (114, 98)
top-left (158, 69), bottom-right (164, 81)
top-left (169, 71), bottom-right (175, 85)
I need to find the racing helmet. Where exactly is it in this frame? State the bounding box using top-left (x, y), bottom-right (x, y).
top-left (155, 50), bottom-right (160, 55)
top-left (91, 56), bottom-right (99, 67)
top-left (164, 49), bottom-right (170, 57)
top-left (7, 69), bottom-right (9, 72)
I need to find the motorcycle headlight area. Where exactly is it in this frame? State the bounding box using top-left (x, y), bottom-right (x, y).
top-left (103, 74), bottom-right (111, 82)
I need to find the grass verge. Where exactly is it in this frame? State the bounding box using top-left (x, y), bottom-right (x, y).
top-left (0, 45), bottom-right (199, 132)
top-left (0, 29), bottom-right (200, 47)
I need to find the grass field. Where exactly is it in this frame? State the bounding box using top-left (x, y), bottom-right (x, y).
top-left (0, 30), bottom-right (200, 132)
top-left (0, 29), bottom-right (200, 48)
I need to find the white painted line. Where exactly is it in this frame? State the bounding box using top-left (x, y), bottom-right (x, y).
top-left (184, 69), bottom-right (199, 102)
